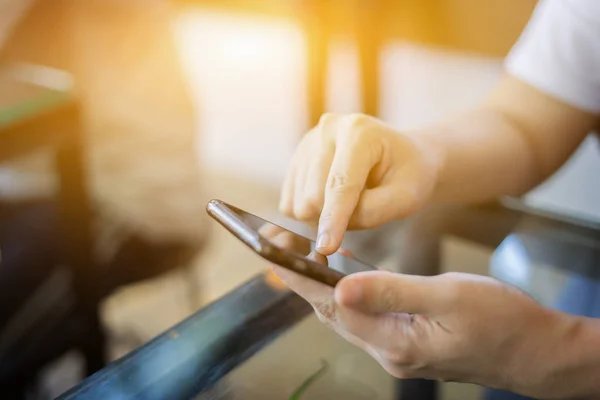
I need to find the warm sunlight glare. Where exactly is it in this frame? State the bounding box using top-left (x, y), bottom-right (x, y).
top-left (175, 11), bottom-right (303, 72)
top-left (220, 29), bottom-right (275, 66)
top-left (174, 11), bottom-right (307, 186)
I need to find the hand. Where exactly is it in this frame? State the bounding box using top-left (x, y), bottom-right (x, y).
top-left (270, 267), bottom-right (576, 398)
top-left (280, 113), bottom-right (444, 255)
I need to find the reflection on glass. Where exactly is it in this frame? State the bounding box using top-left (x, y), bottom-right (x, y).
top-left (229, 205), bottom-right (375, 275)
top-left (490, 234), bottom-right (532, 291)
top-left (287, 356), bottom-right (381, 400)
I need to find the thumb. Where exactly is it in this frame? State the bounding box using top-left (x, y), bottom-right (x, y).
top-left (334, 271), bottom-right (445, 315)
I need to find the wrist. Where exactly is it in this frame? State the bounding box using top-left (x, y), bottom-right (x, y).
top-left (512, 311), bottom-right (600, 399)
top-left (405, 130), bottom-right (448, 204)
top-left (549, 315), bottom-right (600, 399)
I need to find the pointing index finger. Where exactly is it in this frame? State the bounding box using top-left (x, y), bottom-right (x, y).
top-left (316, 130), bottom-right (378, 254)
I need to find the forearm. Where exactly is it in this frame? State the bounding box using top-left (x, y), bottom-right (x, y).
top-left (415, 74), bottom-right (595, 205)
top-left (422, 106), bottom-right (541, 204)
top-left (532, 314), bottom-right (600, 399)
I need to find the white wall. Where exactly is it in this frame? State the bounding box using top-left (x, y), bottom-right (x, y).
top-left (175, 12), bottom-right (600, 222)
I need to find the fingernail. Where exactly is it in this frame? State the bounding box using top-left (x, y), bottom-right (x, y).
top-left (336, 280), bottom-right (362, 305)
top-left (316, 233), bottom-right (330, 251)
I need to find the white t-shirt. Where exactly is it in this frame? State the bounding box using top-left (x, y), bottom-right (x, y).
top-left (506, 0), bottom-right (600, 114)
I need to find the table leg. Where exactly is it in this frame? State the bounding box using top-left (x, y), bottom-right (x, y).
top-left (397, 378), bottom-right (438, 400)
top-left (54, 105), bottom-right (106, 375)
top-left (356, 0), bottom-right (383, 117)
top-left (303, 0), bottom-right (330, 129)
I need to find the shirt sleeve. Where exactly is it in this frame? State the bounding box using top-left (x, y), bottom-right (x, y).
top-left (505, 0), bottom-right (600, 114)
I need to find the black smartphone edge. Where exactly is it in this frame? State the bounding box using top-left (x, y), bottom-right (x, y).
top-left (206, 199), bottom-right (345, 287)
top-left (206, 199), bottom-right (265, 252)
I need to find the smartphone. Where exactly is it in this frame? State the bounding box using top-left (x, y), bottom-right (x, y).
top-left (206, 199), bottom-right (377, 287)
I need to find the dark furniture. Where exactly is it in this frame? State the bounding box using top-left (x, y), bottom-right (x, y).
top-left (57, 197), bottom-right (600, 400)
top-left (0, 65), bottom-right (104, 397)
top-left (0, 63), bottom-right (205, 398)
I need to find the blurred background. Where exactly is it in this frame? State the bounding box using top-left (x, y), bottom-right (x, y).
top-left (1, 0), bottom-right (599, 398)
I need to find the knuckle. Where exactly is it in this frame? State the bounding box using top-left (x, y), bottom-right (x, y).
top-left (379, 285), bottom-right (400, 311)
top-left (314, 312), bottom-right (336, 330)
top-left (327, 172), bottom-right (359, 194)
top-left (346, 113), bottom-right (372, 131)
top-left (303, 192), bottom-right (323, 213)
top-left (323, 114), bottom-right (373, 143)
top-left (381, 346), bottom-right (416, 367)
top-left (435, 273), bottom-right (463, 304)
top-left (346, 114), bottom-right (376, 142)
top-left (313, 301), bottom-right (337, 323)
top-left (436, 272), bottom-right (464, 289)
top-left (318, 112), bottom-right (338, 128)
top-left (328, 172), bottom-right (349, 190)
top-left (279, 202), bottom-right (293, 216)
top-left (293, 203), bottom-right (318, 221)
top-left (438, 272), bottom-right (468, 289)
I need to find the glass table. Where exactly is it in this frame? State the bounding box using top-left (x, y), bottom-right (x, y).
top-left (57, 198), bottom-right (600, 400)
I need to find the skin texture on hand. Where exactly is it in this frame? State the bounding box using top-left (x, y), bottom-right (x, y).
top-left (279, 113), bottom-right (443, 255)
top-left (279, 75), bottom-right (598, 257)
top-left (278, 73), bottom-right (600, 396)
top-left (270, 266), bottom-right (584, 398)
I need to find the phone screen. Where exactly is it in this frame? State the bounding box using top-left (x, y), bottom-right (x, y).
top-left (228, 204), bottom-right (376, 276)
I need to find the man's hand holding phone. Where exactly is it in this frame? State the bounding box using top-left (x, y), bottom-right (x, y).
top-left (274, 110), bottom-right (589, 397)
top-left (269, 257), bottom-right (574, 398)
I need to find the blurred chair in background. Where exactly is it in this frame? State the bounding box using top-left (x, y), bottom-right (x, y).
top-left (0, 0), bottom-right (209, 397)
